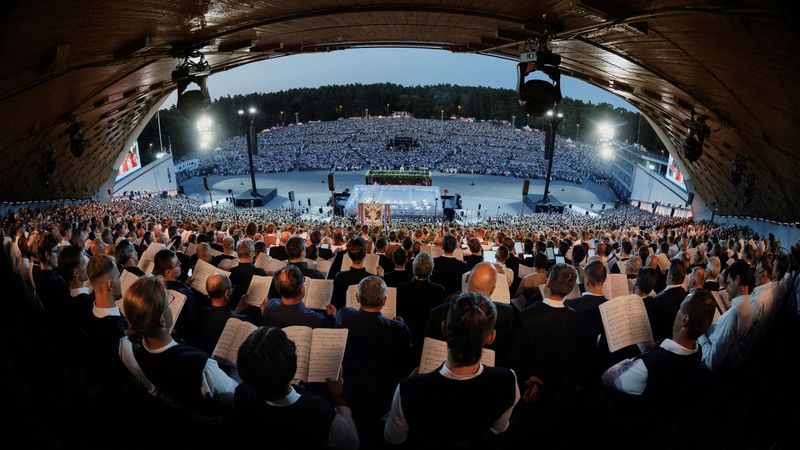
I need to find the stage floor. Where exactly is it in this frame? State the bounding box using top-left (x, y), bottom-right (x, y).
top-left (344, 184), bottom-right (440, 216)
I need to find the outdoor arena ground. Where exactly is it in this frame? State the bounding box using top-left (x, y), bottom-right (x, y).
top-left (182, 170), bottom-right (617, 216)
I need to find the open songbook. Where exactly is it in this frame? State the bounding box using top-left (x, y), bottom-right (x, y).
top-left (518, 264), bottom-right (535, 278)
top-left (116, 289), bottom-right (186, 332)
top-left (599, 294), bottom-right (654, 353)
top-left (212, 317), bottom-right (258, 368)
top-left (418, 337), bottom-right (495, 374)
top-left (119, 269), bottom-right (141, 298)
top-left (460, 272), bottom-right (511, 304)
top-left (346, 285), bottom-right (397, 318)
top-left (245, 275), bottom-right (273, 306)
top-left (315, 259), bottom-right (333, 278)
top-left (190, 259), bottom-right (231, 296)
top-left (137, 242), bottom-right (166, 274)
top-left (184, 243), bottom-right (197, 257)
top-left (341, 253), bottom-right (380, 274)
top-left (254, 253), bottom-right (271, 272)
top-left (655, 253), bottom-right (671, 271)
top-left (303, 278), bottom-right (335, 310)
top-left (602, 273), bottom-right (631, 300)
top-left (283, 326), bottom-right (348, 383)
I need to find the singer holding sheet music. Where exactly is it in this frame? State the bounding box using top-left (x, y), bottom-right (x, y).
top-left (235, 326), bottom-right (359, 450)
top-left (384, 292), bottom-right (519, 448)
top-left (118, 276), bottom-right (238, 415)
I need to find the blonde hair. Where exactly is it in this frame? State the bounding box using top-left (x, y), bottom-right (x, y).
top-left (123, 275), bottom-right (169, 343)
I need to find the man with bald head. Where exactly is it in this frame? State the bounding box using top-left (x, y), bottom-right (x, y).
top-left (199, 273), bottom-right (250, 353)
top-left (424, 261), bottom-right (516, 366)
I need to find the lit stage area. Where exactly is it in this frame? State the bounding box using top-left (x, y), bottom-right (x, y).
top-left (344, 184), bottom-right (440, 217)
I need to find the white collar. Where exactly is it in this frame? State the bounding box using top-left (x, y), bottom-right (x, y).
top-left (659, 338), bottom-right (699, 355)
top-left (92, 303), bottom-right (121, 318)
top-left (266, 385), bottom-right (301, 407)
top-left (70, 286), bottom-right (90, 297)
top-left (143, 339), bottom-right (178, 354)
top-left (439, 362), bottom-right (484, 380)
top-left (543, 298), bottom-right (566, 308)
top-left (583, 292), bottom-right (604, 298)
top-left (663, 284), bottom-right (683, 293)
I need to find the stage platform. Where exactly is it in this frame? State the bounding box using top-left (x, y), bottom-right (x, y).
top-left (344, 184), bottom-right (440, 217)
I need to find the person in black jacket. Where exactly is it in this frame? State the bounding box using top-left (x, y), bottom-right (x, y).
top-left (118, 275), bottom-right (238, 416)
top-left (331, 237), bottom-right (371, 309)
top-left (153, 249), bottom-right (203, 347)
top-left (285, 236), bottom-right (324, 279)
top-left (384, 292), bottom-right (519, 449)
top-left (235, 326), bottom-right (359, 450)
top-left (645, 260), bottom-right (688, 342)
top-left (464, 237), bottom-right (483, 271)
top-left (431, 233), bottom-right (469, 296)
top-left (374, 237), bottom-right (395, 273)
top-left (228, 238), bottom-right (267, 311)
top-left (398, 252), bottom-right (447, 359)
top-left (85, 255), bottom-right (128, 384)
top-left (383, 247), bottom-right (413, 288)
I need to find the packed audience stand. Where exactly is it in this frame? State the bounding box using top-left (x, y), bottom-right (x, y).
top-left (2, 195), bottom-right (799, 449)
top-left (175, 118), bottom-right (612, 187)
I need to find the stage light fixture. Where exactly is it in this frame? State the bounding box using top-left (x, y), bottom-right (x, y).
top-left (173, 51), bottom-right (211, 121)
top-left (65, 116), bottom-right (86, 157)
top-left (682, 114), bottom-right (710, 163)
top-left (517, 37), bottom-right (562, 117)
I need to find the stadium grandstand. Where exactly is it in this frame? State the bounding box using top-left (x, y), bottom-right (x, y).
top-left (0, 2), bottom-right (798, 450)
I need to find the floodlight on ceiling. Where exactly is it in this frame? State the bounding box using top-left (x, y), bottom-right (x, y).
top-left (517, 37), bottom-right (562, 117)
top-left (683, 114), bottom-right (710, 163)
top-left (173, 51), bottom-right (212, 121)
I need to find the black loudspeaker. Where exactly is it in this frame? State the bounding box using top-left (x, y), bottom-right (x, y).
top-left (686, 192), bottom-right (694, 206)
top-left (307, 198), bottom-right (311, 206)
top-left (107, 189), bottom-right (112, 196)
top-left (327, 172), bottom-right (335, 191)
top-left (203, 176), bottom-right (210, 191)
top-left (288, 191), bottom-right (295, 202)
top-left (522, 179), bottom-right (530, 196)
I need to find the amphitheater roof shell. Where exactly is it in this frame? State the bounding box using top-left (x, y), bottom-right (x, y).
top-left (1, 1), bottom-right (798, 220)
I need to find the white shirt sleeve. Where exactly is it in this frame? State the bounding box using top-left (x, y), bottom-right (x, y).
top-left (327, 407), bottom-right (360, 450)
top-left (383, 384), bottom-right (409, 444)
top-left (601, 358), bottom-right (648, 395)
top-left (699, 308), bottom-right (738, 370)
top-left (490, 370), bottom-right (520, 434)
top-left (118, 337), bottom-right (159, 396)
top-left (199, 358), bottom-right (239, 406)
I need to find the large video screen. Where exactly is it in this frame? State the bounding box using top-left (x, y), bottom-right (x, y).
top-left (116, 141), bottom-right (141, 181)
top-left (665, 154), bottom-right (686, 190)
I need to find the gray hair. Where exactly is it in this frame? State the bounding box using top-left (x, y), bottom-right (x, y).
top-left (358, 276), bottom-right (387, 308)
top-left (706, 256), bottom-right (721, 279)
top-left (237, 238), bottom-right (255, 258)
top-left (412, 252), bottom-right (434, 279)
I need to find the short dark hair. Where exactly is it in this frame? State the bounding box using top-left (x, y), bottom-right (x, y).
top-left (392, 247), bottom-right (407, 266)
top-left (237, 327), bottom-right (296, 401)
top-left (468, 237), bottom-right (482, 254)
top-left (548, 263), bottom-right (578, 296)
top-left (446, 292), bottom-right (497, 366)
top-left (275, 264), bottom-right (304, 299)
top-left (583, 260), bottom-right (607, 286)
top-left (726, 259), bottom-right (752, 287)
top-left (153, 249), bottom-right (177, 276)
top-left (88, 254), bottom-right (117, 283)
top-left (58, 245), bottom-right (84, 280)
top-left (347, 237), bottom-right (367, 263)
top-left (38, 232), bottom-right (60, 263)
top-left (681, 289), bottom-right (715, 339)
top-left (495, 245), bottom-right (509, 263)
top-left (636, 267), bottom-right (659, 294)
top-left (571, 245), bottom-right (586, 265)
top-left (442, 234), bottom-right (457, 254)
top-left (309, 230), bottom-right (322, 245)
top-left (115, 239), bottom-right (136, 266)
top-left (524, 238), bottom-right (534, 254)
top-left (286, 236), bottom-right (306, 260)
top-left (533, 252), bottom-right (548, 269)
top-left (668, 259), bottom-right (687, 285)
top-left (375, 237), bottom-right (387, 250)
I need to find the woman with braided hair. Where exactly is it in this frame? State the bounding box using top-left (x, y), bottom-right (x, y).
top-left (384, 292), bottom-right (519, 449)
top-left (118, 275), bottom-right (238, 415)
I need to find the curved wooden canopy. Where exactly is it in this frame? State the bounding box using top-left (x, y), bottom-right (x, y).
top-left (1, 1), bottom-right (798, 220)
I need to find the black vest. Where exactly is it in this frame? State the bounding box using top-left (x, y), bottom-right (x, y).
top-left (234, 384), bottom-right (336, 450)
top-left (638, 345), bottom-right (703, 411)
top-left (132, 342), bottom-right (209, 413)
top-left (399, 366), bottom-right (517, 449)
